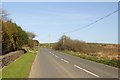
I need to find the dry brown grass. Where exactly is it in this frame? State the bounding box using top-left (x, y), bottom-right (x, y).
top-left (53, 35), bottom-right (119, 60)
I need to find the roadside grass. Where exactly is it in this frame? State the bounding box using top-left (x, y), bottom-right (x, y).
top-left (63, 50), bottom-right (119, 68)
top-left (0, 69), bottom-right (1, 80)
top-left (2, 50), bottom-right (37, 79)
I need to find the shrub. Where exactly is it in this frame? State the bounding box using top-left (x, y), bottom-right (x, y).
top-left (53, 35), bottom-right (118, 60)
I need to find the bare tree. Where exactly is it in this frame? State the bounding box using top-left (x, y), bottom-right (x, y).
top-left (27, 32), bottom-right (36, 40)
top-left (0, 8), bottom-right (9, 21)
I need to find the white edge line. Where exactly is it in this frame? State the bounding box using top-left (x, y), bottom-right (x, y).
top-left (74, 65), bottom-right (99, 77)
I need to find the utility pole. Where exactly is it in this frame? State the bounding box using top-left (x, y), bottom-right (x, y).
top-left (49, 34), bottom-right (51, 48)
top-left (62, 32), bottom-right (65, 50)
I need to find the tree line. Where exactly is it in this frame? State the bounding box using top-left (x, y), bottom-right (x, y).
top-left (1, 9), bottom-right (39, 55)
top-left (2, 20), bottom-right (29, 54)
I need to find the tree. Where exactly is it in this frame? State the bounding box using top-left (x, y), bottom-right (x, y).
top-left (2, 21), bottom-right (29, 54)
top-left (0, 9), bottom-right (9, 21)
top-left (27, 32), bottom-right (36, 40)
top-left (27, 32), bottom-right (38, 48)
top-left (53, 35), bottom-right (88, 52)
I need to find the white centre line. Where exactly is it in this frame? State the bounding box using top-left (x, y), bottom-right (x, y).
top-left (50, 52), bottom-right (54, 55)
top-left (61, 58), bottom-right (69, 63)
top-left (74, 65), bottom-right (99, 77)
top-left (55, 55), bottom-right (59, 58)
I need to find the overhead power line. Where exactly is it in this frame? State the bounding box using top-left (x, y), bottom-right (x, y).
top-left (65, 9), bottom-right (119, 34)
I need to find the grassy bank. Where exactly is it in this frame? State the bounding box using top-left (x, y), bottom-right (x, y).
top-left (2, 50), bottom-right (37, 79)
top-left (63, 50), bottom-right (119, 68)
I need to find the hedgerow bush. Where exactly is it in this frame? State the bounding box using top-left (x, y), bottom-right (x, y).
top-left (53, 35), bottom-right (118, 60)
top-left (2, 20), bottom-right (29, 55)
top-left (53, 35), bottom-right (99, 53)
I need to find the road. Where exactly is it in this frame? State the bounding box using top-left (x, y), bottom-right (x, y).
top-left (29, 47), bottom-right (118, 78)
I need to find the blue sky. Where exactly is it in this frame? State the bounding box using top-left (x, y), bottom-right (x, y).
top-left (2, 2), bottom-right (118, 43)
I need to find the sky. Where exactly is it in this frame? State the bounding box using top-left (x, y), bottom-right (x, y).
top-left (1, 0), bottom-right (120, 2)
top-left (2, 2), bottom-right (118, 44)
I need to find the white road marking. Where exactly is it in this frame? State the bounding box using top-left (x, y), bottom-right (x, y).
top-left (55, 55), bottom-right (59, 58)
top-left (61, 58), bottom-right (69, 63)
top-left (50, 52), bottom-right (54, 55)
top-left (74, 65), bottom-right (99, 77)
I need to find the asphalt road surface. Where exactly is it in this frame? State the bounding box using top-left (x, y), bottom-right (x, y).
top-left (29, 48), bottom-right (118, 78)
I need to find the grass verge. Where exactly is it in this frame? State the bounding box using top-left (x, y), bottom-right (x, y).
top-left (63, 50), bottom-right (119, 68)
top-left (2, 50), bottom-right (37, 79)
